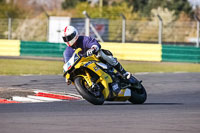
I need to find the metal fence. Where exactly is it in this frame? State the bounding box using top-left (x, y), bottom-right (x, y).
top-left (0, 18), bottom-right (48, 41)
top-left (0, 16), bottom-right (199, 47)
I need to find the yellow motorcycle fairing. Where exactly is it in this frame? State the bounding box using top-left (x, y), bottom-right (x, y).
top-left (64, 48), bottom-right (132, 101)
top-left (78, 56), bottom-right (113, 99)
top-left (64, 48), bottom-right (113, 99)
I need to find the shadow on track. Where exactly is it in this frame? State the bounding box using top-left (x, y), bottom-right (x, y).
top-left (104, 102), bottom-right (183, 105)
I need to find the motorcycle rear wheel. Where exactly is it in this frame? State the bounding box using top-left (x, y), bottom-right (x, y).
top-left (74, 77), bottom-right (104, 105)
top-left (128, 84), bottom-right (147, 104)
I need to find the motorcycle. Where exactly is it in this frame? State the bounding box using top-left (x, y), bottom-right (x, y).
top-left (63, 48), bottom-right (147, 105)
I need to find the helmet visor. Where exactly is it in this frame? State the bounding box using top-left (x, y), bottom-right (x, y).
top-left (62, 31), bottom-right (76, 42)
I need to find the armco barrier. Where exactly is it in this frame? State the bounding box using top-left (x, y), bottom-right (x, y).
top-left (20, 41), bottom-right (66, 57)
top-left (0, 39), bottom-right (20, 56)
top-left (162, 45), bottom-right (200, 63)
top-left (100, 42), bottom-right (162, 62)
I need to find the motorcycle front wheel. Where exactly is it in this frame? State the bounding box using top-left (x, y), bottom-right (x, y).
top-left (128, 84), bottom-right (147, 104)
top-left (74, 77), bottom-right (104, 105)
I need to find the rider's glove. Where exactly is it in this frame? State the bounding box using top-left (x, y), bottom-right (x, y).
top-left (86, 45), bottom-right (100, 56)
top-left (86, 48), bottom-right (95, 56)
top-left (91, 45), bottom-right (99, 52)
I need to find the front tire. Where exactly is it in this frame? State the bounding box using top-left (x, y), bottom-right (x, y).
top-left (74, 77), bottom-right (104, 105)
top-left (128, 84), bottom-right (147, 104)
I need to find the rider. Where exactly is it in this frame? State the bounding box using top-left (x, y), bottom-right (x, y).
top-left (62, 25), bottom-right (131, 84)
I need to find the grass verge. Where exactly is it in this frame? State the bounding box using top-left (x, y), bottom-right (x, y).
top-left (0, 59), bottom-right (200, 75)
top-left (120, 60), bottom-right (200, 73)
top-left (0, 59), bottom-right (63, 75)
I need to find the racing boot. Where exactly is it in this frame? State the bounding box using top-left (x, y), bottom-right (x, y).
top-left (114, 63), bottom-right (142, 89)
top-left (113, 63), bottom-right (131, 79)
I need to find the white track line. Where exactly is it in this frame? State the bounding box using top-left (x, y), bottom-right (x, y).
top-left (64, 93), bottom-right (83, 99)
top-left (12, 96), bottom-right (44, 103)
top-left (27, 95), bottom-right (63, 102)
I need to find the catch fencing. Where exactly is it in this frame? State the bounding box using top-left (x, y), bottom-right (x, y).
top-left (0, 16), bottom-right (199, 47)
top-left (0, 18), bottom-right (48, 42)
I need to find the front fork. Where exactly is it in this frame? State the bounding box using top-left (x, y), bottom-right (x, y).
top-left (78, 70), bottom-right (101, 97)
top-left (84, 70), bottom-right (114, 99)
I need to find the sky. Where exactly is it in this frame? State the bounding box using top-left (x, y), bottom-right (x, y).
top-left (188, 0), bottom-right (200, 8)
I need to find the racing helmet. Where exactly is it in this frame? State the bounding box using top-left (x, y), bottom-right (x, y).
top-left (62, 26), bottom-right (79, 47)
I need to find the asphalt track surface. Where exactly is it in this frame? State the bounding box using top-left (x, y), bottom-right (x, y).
top-left (0, 73), bottom-right (200, 133)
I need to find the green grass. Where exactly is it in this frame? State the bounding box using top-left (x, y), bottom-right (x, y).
top-left (0, 59), bottom-right (200, 75)
top-left (120, 61), bottom-right (200, 73)
top-left (0, 59), bottom-right (63, 75)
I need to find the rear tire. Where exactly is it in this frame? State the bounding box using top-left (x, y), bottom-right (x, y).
top-left (128, 84), bottom-right (147, 104)
top-left (74, 77), bottom-right (104, 105)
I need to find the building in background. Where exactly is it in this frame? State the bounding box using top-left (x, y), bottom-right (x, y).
top-left (48, 16), bottom-right (71, 43)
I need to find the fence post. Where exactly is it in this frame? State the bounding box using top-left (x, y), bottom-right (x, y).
top-left (83, 11), bottom-right (90, 36)
top-left (8, 18), bottom-right (12, 40)
top-left (46, 17), bottom-right (49, 42)
top-left (42, 7), bottom-right (50, 42)
top-left (157, 15), bottom-right (163, 44)
top-left (195, 15), bottom-right (200, 47)
top-left (82, 11), bottom-right (104, 42)
top-left (120, 14), bottom-right (126, 43)
top-left (99, 0), bottom-right (103, 17)
top-left (197, 21), bottom-right (200, 47)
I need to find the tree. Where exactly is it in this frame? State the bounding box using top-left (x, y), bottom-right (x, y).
top-left (0, 0), bottom-right (24, 18)
top-left (166, 0), bottom-right (193, 17)
top-left (125, 0), bottom-right (193, 18)
top-left (75, 2), bottom-right (139, 19)
top-left (62, 0), bottom-right (86, 9)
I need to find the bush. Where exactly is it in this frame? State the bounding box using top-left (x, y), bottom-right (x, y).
top-left (0, 1), bottom-right (25, 18)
